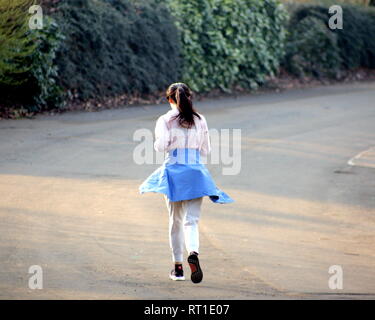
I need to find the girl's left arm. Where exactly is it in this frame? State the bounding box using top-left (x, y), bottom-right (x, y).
top-left (200, 115), bottom-right (211, 156)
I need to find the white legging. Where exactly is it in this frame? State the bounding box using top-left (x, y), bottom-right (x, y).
top-left (164, 195), bottom-right (203, 262)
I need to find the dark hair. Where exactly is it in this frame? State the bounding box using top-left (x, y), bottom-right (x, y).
top-left (166, 82), bottom-right (201, 128)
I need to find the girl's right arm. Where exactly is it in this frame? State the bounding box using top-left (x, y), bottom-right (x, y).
top-left (154, 116), bottom-right (170, 152)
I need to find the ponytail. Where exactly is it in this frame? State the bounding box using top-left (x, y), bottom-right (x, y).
top-left (166, 82), bottom-right (201, 128)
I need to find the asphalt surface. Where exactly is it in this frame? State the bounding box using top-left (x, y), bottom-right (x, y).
top-left (1, 82), bottom-right (374, 299)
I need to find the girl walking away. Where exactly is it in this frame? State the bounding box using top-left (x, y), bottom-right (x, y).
top-left (139, 82), bottom-right (234, 284)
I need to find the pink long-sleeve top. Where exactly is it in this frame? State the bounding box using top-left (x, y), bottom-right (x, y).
top-left (154, 107), bottom-right (211, 156)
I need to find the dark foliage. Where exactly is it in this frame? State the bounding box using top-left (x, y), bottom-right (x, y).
top-left (284, 4), bottom-right (375, 77)
top-left (52, 0), bottom-right (182, 101)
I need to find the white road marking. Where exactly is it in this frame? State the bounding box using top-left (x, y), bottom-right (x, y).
top-left (348, 147), bottom-right (375, 168)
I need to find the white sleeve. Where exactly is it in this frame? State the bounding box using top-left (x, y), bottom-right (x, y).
top-left (154, 116), bottom-right (170, 152)
top-left (200, 116), bottom-right (211, 156)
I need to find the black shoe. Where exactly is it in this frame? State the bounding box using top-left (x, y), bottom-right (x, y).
top-left (169, 264), bottom-right (185, 281)
top-left (188, 252), bottom-right (203, 284)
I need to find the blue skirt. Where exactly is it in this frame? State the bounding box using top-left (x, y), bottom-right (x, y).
top-left (139, 148), bottom-right (234, 204)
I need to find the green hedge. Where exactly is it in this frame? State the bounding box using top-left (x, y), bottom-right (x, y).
top-left (52, 0), bottom-right (182, 101)
top-left (283, 4), bottom-right (375, 77)
top-left (166, 0), bottom-right (288, 92)
top-left (1, 0), bottom-right (289, 113)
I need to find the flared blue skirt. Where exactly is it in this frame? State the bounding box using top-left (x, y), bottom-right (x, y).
top-left (139, 148), bottom-right (234, 204)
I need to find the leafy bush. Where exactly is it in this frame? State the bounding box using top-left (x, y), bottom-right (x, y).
top-left (283, 4), bottom-right (375, 77)
top-left (283, 15), bottom-right (342, 77)
top-left (0, 0), bottom-right (64, 113)
top-left (335, 5), bottom-right (375, 69)
top-left (26, 17), bottom-right (65, 111)
top-left (0, 0), bottom-right (37, 86)
top-left (166, 0), bottom-right (289, 92)
top-left (52, 0), bottom-right (182, 101)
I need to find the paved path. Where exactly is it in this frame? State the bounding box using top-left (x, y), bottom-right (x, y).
top-left (1, 82), bottom-right (375, 299)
